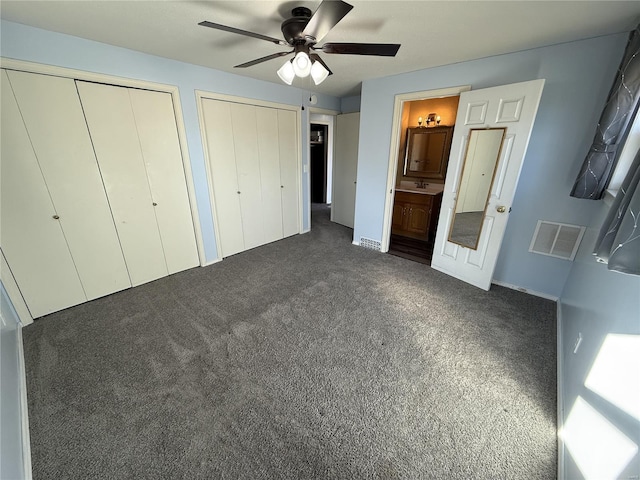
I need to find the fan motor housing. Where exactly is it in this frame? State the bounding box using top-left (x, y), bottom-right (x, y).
top-left (281, 7), bottom-right (313, 45)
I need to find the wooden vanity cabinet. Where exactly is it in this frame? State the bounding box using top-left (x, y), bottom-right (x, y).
top-left (392, 191), bottom-right (442, 240)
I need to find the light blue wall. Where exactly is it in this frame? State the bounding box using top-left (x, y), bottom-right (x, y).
top-left (0, 20), bottom-right (341, 262)
top-left (340, 95), bottom-right (361, 113)
top-left (559, 202), bottom-right (640, 479)
top-left (0, 282), bottom-right (28, 480)
top-left (354, 34), bottom-right (627, 297)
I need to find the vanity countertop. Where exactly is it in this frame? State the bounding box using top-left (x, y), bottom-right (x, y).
top-left (396, 182), bottom-right (444, 196)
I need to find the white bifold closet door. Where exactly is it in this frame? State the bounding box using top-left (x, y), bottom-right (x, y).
top-left (200, 100), bottom-right (245, 257)
top-left (76, 81), bottom-right (198, 286)
top-left (277, 109), bottom-right (300, 238)
top-left (1, 70), bottom-right (130, 318)
top-left (200, 98), bottom-right (299, 258)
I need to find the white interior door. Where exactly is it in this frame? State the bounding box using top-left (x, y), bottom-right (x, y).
top-left (431, 79), bottom-right (545, 290)
top-left (230, 103), bottom-right (264, 251)
top-left (1, 70), bottom-right (86, 317)
top-left (332, 112), bottom-right (360, 228)
top-left (278, 109), bottom-right (300, 238)
top-left (77, 81), bottom-right (168, 286)
top-left (128, 88), bottom-right (199, 274)
top-left (6, 70), bottom-right (131, 300)
top-left (256, 106), bottom-right (284, 245)
top-left (201, 99), bottom-right (244, 258)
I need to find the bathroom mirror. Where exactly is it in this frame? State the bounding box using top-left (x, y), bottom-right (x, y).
top-left (448, 128), bottom-right (506, 249)
top-left (404, 126), bottom-right (453, 179)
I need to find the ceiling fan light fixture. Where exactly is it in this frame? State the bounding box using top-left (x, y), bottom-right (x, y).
top-left (311, 61), bottom-right (329, 85)
top-left (199, 1), bottom-right (402, 88)
top-left (277, 60), bottom-right (295, 85)
top-left (292, 51), bottom-right (312, 77)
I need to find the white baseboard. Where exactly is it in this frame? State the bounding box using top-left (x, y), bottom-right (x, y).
top-left (491, 280), bottom-right (559, 301)
top-left (556, 301), bottom-right (565, 480)
top-left (17, 326), bottom-right (33, 480)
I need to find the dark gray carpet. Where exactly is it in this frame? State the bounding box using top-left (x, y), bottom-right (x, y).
top-left (23, 204), bottom-right (557, 479)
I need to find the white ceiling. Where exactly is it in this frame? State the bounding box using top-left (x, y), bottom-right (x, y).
top-left (2, 1), bottom-right (639, 97)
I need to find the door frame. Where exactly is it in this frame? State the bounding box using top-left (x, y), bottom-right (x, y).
top-left (0, 57), bottom-right (207, 266)
top-left (381, 85), bottom-right (471, 253)
top-left (195, 91), bottom-right (303, 261)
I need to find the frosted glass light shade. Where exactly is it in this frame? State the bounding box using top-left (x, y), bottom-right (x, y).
top-left (311, 61), bottom-right (329, 85)
top-left (292, 52), bottom-right (312, 77)
top-left (277, 60), bottom-right (295, 85)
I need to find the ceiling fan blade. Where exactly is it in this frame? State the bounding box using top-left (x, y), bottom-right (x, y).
top-left (302, 0), bottom-right (353, 44)
top-left (309, 53), bottom-right (333, 76)
top-left (199, 21), bottom-right (287, 46)
top-left (235, 51), bottom-right (294, 68)
top-left (320, 43), bottom-right (401, 56)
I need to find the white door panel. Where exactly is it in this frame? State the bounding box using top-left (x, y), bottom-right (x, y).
top-left (333, 112), bottom-right (360, 229)
top-left (6, 70), bottom-right (131, 300)
top-left (278, 109), bottom-right (300, 238)
top-left (77, 81), bottom-right (168, 286)
top-left (230, 103), bottom-right (263, 250)
top-left (1, 70), bottom-right (86, 317)
top-left (201, 99), bottom-right (244, 257)
top-left (256, 107), bottom-right (284, 244)
top-left (432, 79), bottom-right (545, 290)
top-left (128, 88), bottom-right (199, 274)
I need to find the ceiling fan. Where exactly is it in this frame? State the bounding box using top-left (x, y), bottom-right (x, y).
top-left (198, 0), bottom-right (401, 85)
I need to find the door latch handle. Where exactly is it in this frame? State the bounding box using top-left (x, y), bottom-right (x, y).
top-left (496, 205), bottom-right (507, 213)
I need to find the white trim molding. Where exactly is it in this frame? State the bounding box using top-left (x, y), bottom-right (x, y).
top-left (17, 326), bottom-right (33, 480)
top-left (1, 250), bottom-right (33, 327)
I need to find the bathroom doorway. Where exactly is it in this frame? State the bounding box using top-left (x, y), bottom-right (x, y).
top-left (388, 94), bottom-right (461, 264)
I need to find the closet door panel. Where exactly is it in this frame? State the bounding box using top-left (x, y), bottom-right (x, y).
top-left (1, 70), bottom-right (86, 317)
top-left (201, 99), bottom-right (244, 257)
top-left (6, 70), bottom-right (131, 300)
top-left (278, 109), bottom-right (299, 238)
top-left (129, 88), bottom-right (199, 274)
top-left (230, 104), bottom-right (263, 250)
top-left (256, 107), bottom-right (284, 244)
top-left (76, 81), bottom-right (168, 286)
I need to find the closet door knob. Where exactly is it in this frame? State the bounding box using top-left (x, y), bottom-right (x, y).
top-left (52, 215), bottom-right (60, 220)
top-left (237, 191), bottom-right (241, 194)
top-left (152, 202), bottom-right (158, 206)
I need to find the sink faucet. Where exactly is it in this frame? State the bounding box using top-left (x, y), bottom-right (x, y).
top-left (415, 179), bottom-right (428, 188)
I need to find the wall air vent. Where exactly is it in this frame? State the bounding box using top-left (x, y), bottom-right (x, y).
top-left (360, 237), bottom-right (382, 251)
top-left (529, 220), bottom-right (586, 261)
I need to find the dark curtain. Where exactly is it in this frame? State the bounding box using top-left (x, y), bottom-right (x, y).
top-left (594, 147), bottom-right (640, 275)
top-left (570, 24), bottom-right (640, 199)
